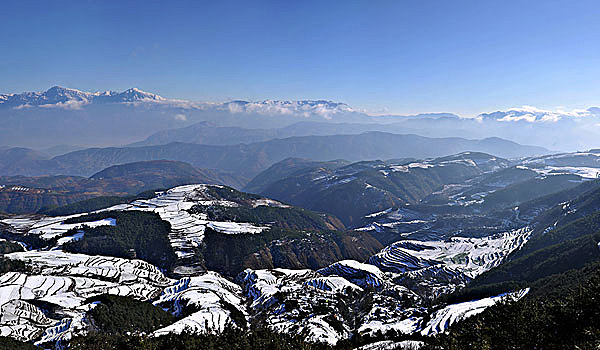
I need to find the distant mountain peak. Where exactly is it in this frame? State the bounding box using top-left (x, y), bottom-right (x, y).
top-left (478, 106), bottom-right (600, 123)
top-left (0, 86), bottom-right (173, 109)
top-left (47, 85), bottom-right (69, 92)
top-left (118, 87), bottom-right (165, 102)
top-left (221, 99), bottom-right (354, 119)
top-left (0, 87), bottom-right (351, 116)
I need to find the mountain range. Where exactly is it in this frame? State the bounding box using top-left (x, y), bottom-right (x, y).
top-left (0, 160), bottom-right (245, 214)
top-left (0, 86), bottom-right (166, 109)
top-left (3, 147), bottom-right (600, 348)
top-left (0, 132), bottom-right (548, 179)
top-left (2, 86), bottom-right (600, 150)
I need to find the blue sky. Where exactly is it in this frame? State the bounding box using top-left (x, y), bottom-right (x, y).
top-left (1, 0), bottom-right (599, 116)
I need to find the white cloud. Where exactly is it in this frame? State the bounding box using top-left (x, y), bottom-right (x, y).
top-left (497, 113), bottom-right (538, 122)
top-left (12, 103), bottom-right (33, 110)
top-left (174, 113), bottom-right (187, 121)
top-left (38, 100), bottom-right (87, 110)
top-left (220, 100), bottom-right (352, 119)
top-left (494, 105), bottom-right (595, 123)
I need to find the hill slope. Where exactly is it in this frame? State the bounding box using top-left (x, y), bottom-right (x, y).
top-left (0, 133), bottom-right (548, 178)
top-left (0, 160), bottom-right (245, 214)
top-left (251, 153), bottom-right (508, 226)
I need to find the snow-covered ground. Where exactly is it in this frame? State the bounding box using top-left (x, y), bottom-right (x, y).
top-left (0, 184), bottom-right (282, 344)
top-left (368, 227), bottom-right (532, 278)
top-left (0, 249), bottom-right (248, 345)
top-left (100, 185), bottom-right (268, 263)
top-left (356, 340), bottom-right (424, 350)
top-left (517, 165), bottom-right (600, 179)
top-left (238, 268), bottom-right (359, 345)
top-left (1, 184), bottom-right (271, 273)
top-left (0, 183), bottom-right (538, 347)
top-left (421, 288), bottom-right (529, 335)
top-left (317, 260), bottom-right (387, 288)
top-left (153, 272), bottom-right (246, 336)
top-left (0, 250), bottom-right (172, 344)
top-left (0, 237), bottom-right (533, 347)
top-left (2, 216), bottom-right (115, 240)
top-left (359, 317), bottom-right (422, 337)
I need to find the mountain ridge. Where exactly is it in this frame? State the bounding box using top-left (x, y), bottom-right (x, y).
top-left (3, 86), bottom-right (600, 150)
top-left (0, 160), bottom-right (246, 214)
top-left (0, 133), bottom-right (549, 179)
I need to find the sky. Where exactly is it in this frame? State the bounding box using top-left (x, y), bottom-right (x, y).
top-left (1, 0), bottom-right (599, 116)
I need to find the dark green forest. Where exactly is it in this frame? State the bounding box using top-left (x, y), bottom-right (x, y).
top-left (422, 263), bottom-right (600, 350)
top-left (40, 189), bottom-right (159, 216)
top-left (87, 295), bottom-right (175, 335)
top-left (63, 211), bottom-right (177, 270)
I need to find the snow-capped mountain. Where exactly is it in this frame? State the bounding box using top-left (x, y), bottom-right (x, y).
top-left (2, 86), bottom-right (600, 151)
top-left (221, 99), bottom-right (353, 119)
top-left (478, 105), bottom-right (600, 123)
top-left (0, 86), bottom-right (353, 119)
top-left (0, 86), bottom-right (366, 148)
top-left (0, 86), bottom-right (167, 109)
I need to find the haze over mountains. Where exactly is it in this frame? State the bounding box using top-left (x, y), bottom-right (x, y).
top-left (0, 160), bottom-right (246, 214)
top-left (5, 0), bottom-right (600, 347)
top-left (0, 133), bottom-right (546, 179)
top-left (4, 148), bottom-right (600, 348)
top-left (2, 86), bottom-right (600, 151)
top-left (3, 87), bottom-right (600, 349)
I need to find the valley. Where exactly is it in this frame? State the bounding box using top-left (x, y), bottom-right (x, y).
top-left (2, 148), bottom-right (600, 349)
top-left (5, 3), bottom-right (600, 348)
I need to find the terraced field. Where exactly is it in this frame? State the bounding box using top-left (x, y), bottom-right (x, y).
top-left (0, 183), bottom-right (534, 347)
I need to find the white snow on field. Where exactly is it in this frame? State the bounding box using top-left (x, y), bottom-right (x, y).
top-left (356, 340), bottom-right (424, 350)
top-left (154, 305), bottom-right (232, 336)
top-left (0, 299), bottom-right (55, 342)
top-left (0, 266), bottom-right (161, 343)
top-left (55, 230), bottom-right (84, 246)
top-left (317, 260), bottom-right (387, 288)
top-left (438, 159), bottom-right (478, 167)
top-left (355, 220), bottom-right (428, 233)
top-left (408, 162), bottom-right (435, 169)
top-left (0, 183), bottom-right (545, 346)
top-left (0, 250), bottom-right (176, 343)
top-left (387, 162), bottom-right (436, 173)
top-left (153, 272), bottom-right (246, 336)
top-left (524, 151), bottom-right (600, 165)
top-left (388, 165), bottom-right (409, 173)
top-left (239, 268), bottom-right (317, 308)
top-left (101, 185), bottom-right (209, 260)
top-left (0, 324), bottom-right (41, 343)
top-left (358, 317), bottom-right (421, 337)
top-left (0, 248), bottom-right (253, 343)
top-left (421, 288), bottom-right (529, 335)
top-left (304, 276), bottom-right (362, 293)
top-left (155, 272), bottom-right (243, 313)
top-left (1, 184), bottom-right (273, 269)
top-left (207, 221), bottom-right (267, 235)
top-left (5, 250), bottom-right (171, 287)
top-left (238, 268), bottom-right (364, 345)
top-left (34, 310), bottom-right (89, 346)
top-left (365, 207), bottom-right (394, 218)
top-left (0, 241), bottom-right (536, 347)
top-left (270, 313), bottom-right (349, 345)
top-left (524, 165), bottom-right (600, 179)
top-left (0, 184), bottom-right (304, 342)
top-left (251, 198), bottom-right (290, 208)
top-left (33, 218), bottom-right (115, 240)
top-left (1, 216), bottom-right (115, 240)
top-left (100, 185), bottom-right (270, 262)
top-left (368, 227), bottom-right (532, 278)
